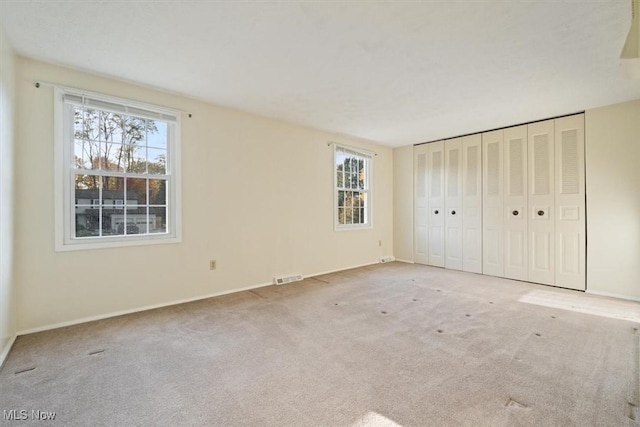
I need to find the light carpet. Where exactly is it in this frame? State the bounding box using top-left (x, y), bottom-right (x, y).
top-left (1, 263), bottom-right (639, 426)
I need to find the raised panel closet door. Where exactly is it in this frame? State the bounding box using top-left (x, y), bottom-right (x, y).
top-left (482, 130), bottom-right (504, 277)
top-left (554, 114), bottom-right (586, 290)
top-left (428, 141), bottom-right (446, 267)
top-left (414, 144), bottom-right (429, 265)
top-left (504, 125), bottom-right (528, 281)
top-left (462, 134), bottom-right (482, 273)
top-left (528, 119), bottom-right (555, 285)
top-left (445, 138), bottom-right (463, 270)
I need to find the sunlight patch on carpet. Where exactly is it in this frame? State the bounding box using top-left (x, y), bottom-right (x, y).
top-left (518, 290), bottom-right (640, 323)
top-left (350, 411), bottom-right (403, 427)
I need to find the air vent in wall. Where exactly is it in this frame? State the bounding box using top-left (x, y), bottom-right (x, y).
top-left (274, 274), bottom-right (303, 285)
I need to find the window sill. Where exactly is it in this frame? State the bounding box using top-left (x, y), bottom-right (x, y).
top-left (55, 234), bottom-right (181, 252)
top-left (334, 224), bottom-right (373, 232)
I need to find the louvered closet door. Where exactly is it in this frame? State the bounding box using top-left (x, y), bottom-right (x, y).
top-left (528, 120), bottom-right (555, 285)
top-left (428, 141), bottom-right (446, 267)
top-left (482, 130), bottom-right (504, 277)
top-left (414, 144), bottom-right (429, 265)
top-left (462, 134), bottom-right (482, 273)
top-left (504, 126), bottom-right (528, 281)
top-left (445, 138), bottom-right (463, 270)
top-left (554, 114), bottom-right (586, 290)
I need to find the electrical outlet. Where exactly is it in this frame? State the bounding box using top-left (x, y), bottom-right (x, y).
top-left (209, 260), bottom-right (217, 270)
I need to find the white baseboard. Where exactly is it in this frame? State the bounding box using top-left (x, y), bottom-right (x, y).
top-left (305, 261), bottom-right (379, 279)
top-left (17, 281), bottom-right (273, 336)
top-left (586, 290), bottom-right (640, 302)
top-left (394, 259), bottom-right (414, 264)
top-left (17, 260), bottom-right (382, 336)
top-left (0, 334), bottom-right (17, 369)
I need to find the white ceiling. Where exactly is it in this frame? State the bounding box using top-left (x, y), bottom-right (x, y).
top-left (1, 1), bottom-right (639, 147)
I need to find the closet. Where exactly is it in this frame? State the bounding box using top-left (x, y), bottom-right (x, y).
top-left (413, 113), bottom-right (586, 291)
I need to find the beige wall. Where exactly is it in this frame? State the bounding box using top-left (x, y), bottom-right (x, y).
top-left (393, 145), bottom-right (414, 263)
top-left (585, 100), bottom-right (640, 300)
top-left (392, 100), bottom-right (640, 301)
top-left (0, 25), bottom-right (17, 362)
top-left (14, 58), bottom-right (393, 332)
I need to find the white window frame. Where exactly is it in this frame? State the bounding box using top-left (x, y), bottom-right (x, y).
top-left (54, 87), bottom-right (182, 251)
top-left (333, 144), bottom-right (373, 231)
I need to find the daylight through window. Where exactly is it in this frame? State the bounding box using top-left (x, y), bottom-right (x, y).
top-left (335, 145), bottom-right (371, 229)
top-left (56, 89), bottom-right (181, 250)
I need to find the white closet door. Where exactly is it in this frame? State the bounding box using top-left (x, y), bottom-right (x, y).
top-left (504, 125), bottom-right (528, 281)
top-left (482, 130), bottom-right (504, 277)
top-left (554, 114), bottom-right (586, 290)
top-left (462, 134), bottom-right (482, 273)
top-left (414, 144), bottom-right (429, 265)
top-left (428, 141), bottom-right (445, 267)
top-left (445, 138), bottom-right (463, 270)
top-left (528, 120), bottom-right (555, 285)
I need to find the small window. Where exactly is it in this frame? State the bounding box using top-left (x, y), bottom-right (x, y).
top-left (55, 88), bottom-right (181, 250)
top-left (334, 145), bottom-right (372, 229)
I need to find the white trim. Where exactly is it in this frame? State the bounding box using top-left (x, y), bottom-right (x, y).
top-left (54, 87), bottom-right (182, 251)
top-left (54, 84), bottom-right (181, 119)
top-left (17, 281), bottom-right (273, 336)
top-left (394, 259), bottom-right (415, 264)
top-left (333, 144), bottom-right (373, 231)
top-left (305, 261), bottom-right (379, 278)
top-left (586, 290), bottom-right (640, 303)
top-left (16, 261), bottom-right (381, 336)
top-left (0, 334), bottom-right (17, 369)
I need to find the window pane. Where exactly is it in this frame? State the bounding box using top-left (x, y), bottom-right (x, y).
top-left (74, 139), bottom-right (100, 170)
top-left (125, 208), bottom-right (148, 235)
top-left (344, 157), bottom-right (351, 175)
top-left (123, 144), bottom-right (147, 173)
top-left (148, 148), bottom-right (167, 174)
top-left (75, 174), bottom-right (100, 205)
top-left (336, 168), bottom-right (344, 188)
top-left (149, 179), bottom-right (167, 205)
top-left (149, 207), bottom-right (167, 234)
top-left (122, 116), bottom-right (148, 146)
top-left (102, 210), bottom-right (125, 236)
top-left (346, 191), bottom-right (354, 208)
top-left (359, 159), bottom-right (365, 189)
top-left (102, 177), bottom-right (124, 209)
top-left (75, 204), bottom-right (100, 238)
top-left (100, 111), bottom-right (124, 143)
top-left (103, 142), bottom-right (125, 173)
top-left (338, 190), bottom-right (344, 207)
top-left (126, 178), bottom-right (147, 206)
top-left (77, 108), bottom-right (100, 142)
top-left (345, 207), bottom-right (353, 224)
top-left (353, 205), bottom-right (361, 223)
top-left (147, 120), bottom-right (167, 149)
top-left (338, 207), bottom-right (345, 225)
top-left (360, 208), bottom-right (366, 224)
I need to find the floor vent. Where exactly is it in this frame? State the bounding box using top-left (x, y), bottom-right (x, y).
top-left (379, 256), bottom-right (395, 263)
top-left (274, 274), bottom-right (303, 285)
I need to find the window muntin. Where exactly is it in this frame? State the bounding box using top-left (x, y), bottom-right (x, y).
top-left (57, 89), bottom-right (181, 250)
top-left (334, 145), bottom-right (371, 229)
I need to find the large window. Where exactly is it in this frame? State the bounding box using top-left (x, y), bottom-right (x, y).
top-left (55, 88), bottom-right (181, 250)
top-left (334, 145), bottom-right (371, 229)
